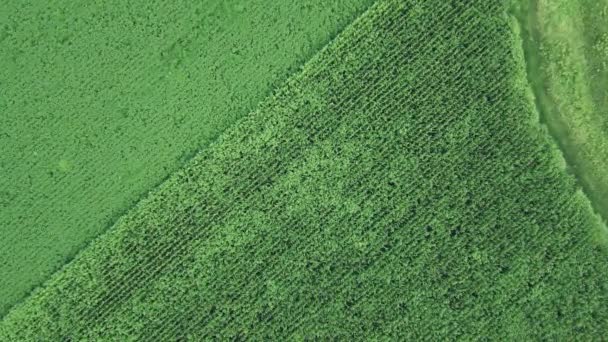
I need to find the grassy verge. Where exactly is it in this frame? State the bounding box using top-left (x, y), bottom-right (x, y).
top-left (0, 0), bottom-right (372, 316)
top-left (1, 0), bottom-right (607, 339)
top-left (512, 0), bottom-right (608, 231)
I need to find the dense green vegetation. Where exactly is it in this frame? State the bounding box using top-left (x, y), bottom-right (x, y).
top-left (513, 0), bottom-right (608, 224)
top-left (2, 0), bottom-right (607, 339)
top-left (0, 0), bottom-right (372, 315)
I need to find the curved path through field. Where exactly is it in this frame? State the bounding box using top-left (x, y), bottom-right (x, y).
top-left (513, 0), bottom-right (608, 238)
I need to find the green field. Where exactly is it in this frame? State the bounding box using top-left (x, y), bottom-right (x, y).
top-left (0, 0), bottom-right (372, 315)
top-left (513, 0), bottom-right (608, 227)
top-left (2, 0), bottom-right (607, 339)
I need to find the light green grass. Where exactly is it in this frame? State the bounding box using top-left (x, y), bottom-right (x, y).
top-left (0, 0), bottom-right (372, 316)
top-left (1, 0), bottom-right (607, 339)
top-left (513, 0), bottom-right (608, 227)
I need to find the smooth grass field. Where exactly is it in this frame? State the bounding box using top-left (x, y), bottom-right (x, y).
top-left (0, 0), bottom-right (373, 316)
top-left (514, 0), bottom-right (608, 225)
top-left (2, 0), bottom-right (607, 339)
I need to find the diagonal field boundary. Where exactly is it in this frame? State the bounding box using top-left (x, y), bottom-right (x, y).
top-left (2, 0), bottom-right (608, 339)
top-left (0, 0), bottom-right (375, 317)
